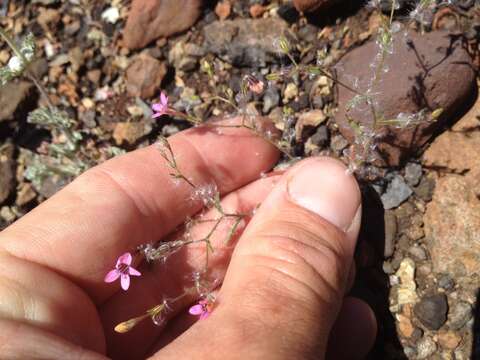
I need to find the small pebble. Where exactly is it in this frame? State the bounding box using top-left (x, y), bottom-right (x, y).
top-left (384, 210), bottom-right (397, 258)
top-left (404, 162), bottom-right (423, 186)
top-left (437, 274), bottom-right (455, 291)
top-left (448, 301), bottom-right (473, 330)
top-left (414, 293), bottom-right (448, 330)
top-left (381, 175), bottom-right (413, 210)
top-left (262, 87), bottom-right (280, 114)
top-left (408, 245), bottom-right (427, 261)
top-left (417, 336), bottom-right (437, 359)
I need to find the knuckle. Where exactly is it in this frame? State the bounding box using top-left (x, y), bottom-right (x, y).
top-left (244, 216), bottom-right (349, 308)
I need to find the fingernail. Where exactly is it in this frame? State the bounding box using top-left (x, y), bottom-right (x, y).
top-left (287, 158), bottom-right (361, 232)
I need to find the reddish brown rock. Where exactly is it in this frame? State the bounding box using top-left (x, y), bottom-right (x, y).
top-left (424, 170), bottom-right (480, 277)
top-left (334, 31), bottom-right (476, 166)
top-left (423, 94), bottom-right (480, 173)
top-left (0, 143), bottom-right (15, 205)
top-left (423, 95), bottom-right (480, 277)
top-left (293, 0), bottom-right (340, 13)
top-left (124, 0), bottom-right (202, 49)
top-left (126, 53), bottom-right (167, 98)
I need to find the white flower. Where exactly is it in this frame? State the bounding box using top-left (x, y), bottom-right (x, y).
top-left (7, 56), bottom-right (23, 73)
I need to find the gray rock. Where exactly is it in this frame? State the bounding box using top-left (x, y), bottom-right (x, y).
top-left (404, 162), bottom-right (422, 187)
top-left (437, 274), bottom-right (455, 291)
top-left (262, 87), bottom-right (280, 114)
top-left (448, 301), bottom-right (473, 330)
top-left (204, 18), bottom-right (289, 67)
top-left (310, 126), bottom-right (329, 148)
top-left (414, 175), bottom-right (435, 202)
top-left (384, 210), bottom-right (397, 258)
top-left (414, 293), bottom-right (448, 330)
top-left (408, 245), bottom-right (427, 261)
top-left (381, 175), bottom-right (413, 209)
top-left (416, 336), bottom-right (437, 359)
top-left (331, 134), bottom-right (349, 154)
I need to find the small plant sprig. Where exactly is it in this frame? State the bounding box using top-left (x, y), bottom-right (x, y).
top-left (0, 28), bottom-right (123, 194)
top-left (107, 135), bottom-right (246, 332)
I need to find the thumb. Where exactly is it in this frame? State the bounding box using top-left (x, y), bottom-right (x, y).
top-left (158, 157), bottom-right (363, 359)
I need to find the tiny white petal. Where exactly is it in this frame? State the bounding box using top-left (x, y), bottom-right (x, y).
top-left (7, 56), bottom-right (23, 73)
top-left (101, 7), bottom-right (120, 24)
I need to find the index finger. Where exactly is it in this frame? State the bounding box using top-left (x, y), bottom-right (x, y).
top-left (0, 117), bottom-right (280, 302)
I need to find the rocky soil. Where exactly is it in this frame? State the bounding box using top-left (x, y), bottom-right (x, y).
top-left (1, 0), bottom-right (480, 359)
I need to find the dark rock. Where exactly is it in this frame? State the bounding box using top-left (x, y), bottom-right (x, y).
top-left (204, 18), bottom-right (289, 67)
top-left (404, 162), bottom-right (422, 187)
top-left (437, 274), bottom-right (454, 291)
top-left (379, 0), bottom-right (412, 12)
top-left (0, 82), bottom-right (32, 122)
top-left (334, 31), bottom-right (476, 166)
top-left (124, 0), bottom-right (202, 49)
top-left (310, 125), bottom-right (329, 147)
top-left (0, 144), bottom-right (15, 205)
top-left (380, 175), bottom-right (412, 210)
top-left (277, 4), bottom-right (299, 23)
top-left (126, 53), bottom-right (167, 99)
top-left (414, 293), bottom-right (448, 330)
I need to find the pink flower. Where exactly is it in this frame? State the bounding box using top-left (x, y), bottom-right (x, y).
top-left (189, 299), bottom-right (213, 320)
top-left (152, 92), bottom-right (170, 118)
top-left (104, 252), bottom-right (141, 291)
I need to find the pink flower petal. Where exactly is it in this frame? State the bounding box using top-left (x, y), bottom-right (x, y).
top-left (120, 274), bottom-right (130, 291)
top-left (160, 92), bottom-right (168, 105)
top-left (104, 269), bottom-right (120, 283)
top-left (152, 112), bottom-right (164, 118)
top-left (152, 103), bottom-right (163, 112)
top-left (189, 304), bottom-right (203, 315)
top-left (117, 252), bottom-right (132, 266)
top-left (128, 267), bottom-right (141, 276)
top-left (199, 311), bottom-right (210, 320)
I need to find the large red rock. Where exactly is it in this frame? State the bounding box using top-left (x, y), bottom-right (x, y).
top-left (423, 95), bottom-right (480, 277)
top-left (124, 0), bottom-right (202, 49)
top-left (334, 31), bottom-right (476, 166)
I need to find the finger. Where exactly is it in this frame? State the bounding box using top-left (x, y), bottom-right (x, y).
top-left (326, 297), bottom-right (377, 359)
top-left (153, 157), bottom-right (362, 359)
top-left (148, 296), bottom-right (376, 359)
top-left (0, 117), bottom-right (279, 302)
top-left (0, 319), bottom-right (108, 360)
top-left (101, 175), bottom-right (280, 359)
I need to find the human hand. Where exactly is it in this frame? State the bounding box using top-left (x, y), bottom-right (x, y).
top-left (0, 117), bottom-right (376, 359)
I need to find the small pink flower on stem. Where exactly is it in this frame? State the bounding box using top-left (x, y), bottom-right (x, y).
top-left (189, 299), bottom-right (213, 320)
top-left (104, 252), bottom-right (141, 291)
top-left (152, 92), bottom-right (170, 118)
